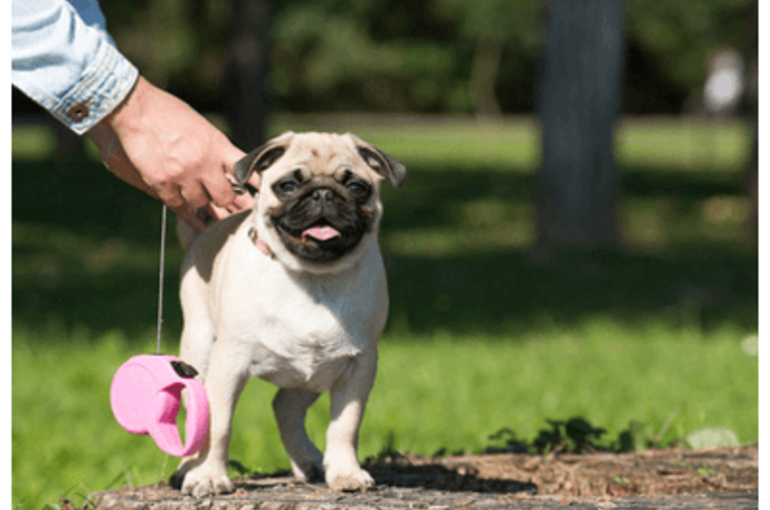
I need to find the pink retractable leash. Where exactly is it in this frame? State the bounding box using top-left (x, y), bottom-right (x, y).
top-left (110, 206), bottom-right (209, 457)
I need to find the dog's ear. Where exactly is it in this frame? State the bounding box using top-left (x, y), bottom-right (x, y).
top-left (347, 134), bottom-right (407, 189)
top-left (233, 131), bottom-right (295, 185)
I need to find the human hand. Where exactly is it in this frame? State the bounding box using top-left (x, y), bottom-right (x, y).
top-left (88, 77), bottom-right (259, 231)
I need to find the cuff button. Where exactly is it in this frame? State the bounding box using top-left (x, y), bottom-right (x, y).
top-left (67, 103), bottom-right (89, 121)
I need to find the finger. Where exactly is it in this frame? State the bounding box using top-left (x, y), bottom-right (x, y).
top-left (179, 180), bottom-right (213, 209)
top-left (202, 172), bottom-right (238, 209)
top-left (153, 182), bottom-right (186, 211)
top-left (223, 144), bottom-right (247, 173)
top-left (107, 158), bottom-right (159, 198)
top-left (227, 177), bottom-right (249, 196)
top-left (96, 135), bottom-right (160, 199)
top-left (172, 204), bottom-right (207, 233)
top-left (205, 188), bottom-right (253, 219)
top-left (205, 202), bottom-right (231, 222)
top-left (246, 172), bottom-right (261, 190)
top-left (229, 192), bottom-right (254, 213)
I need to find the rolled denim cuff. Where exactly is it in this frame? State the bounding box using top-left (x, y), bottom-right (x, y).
top-left (47, 41), bottom-right (139, 135)
top-left (13, 38), bottom-right (139, 136)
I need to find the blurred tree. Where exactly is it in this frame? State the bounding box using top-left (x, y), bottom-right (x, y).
top-left (99, 0), bottom-right (231, 110)
top-left (226, 0), bottom-right (273, 150)
top-left (11, 0), bottom-right (756, 118)
top-left (436, 0), bottom-right (541, 118)
top-left (742, 0), bottom-right (757, 247)
top-left (269, 0), bottom-right (462, 112)
top-left (625, 0), bottom-right (754, 113)
top-left (535, 0), bottom-right (626, 252)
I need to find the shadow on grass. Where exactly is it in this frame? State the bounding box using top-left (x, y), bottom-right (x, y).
top-left (380, 163), bottom-right (746, 232)
top-left (385, 247), bottom-right (756, 337)
top-left (12, 157), bottom-right (757, 344)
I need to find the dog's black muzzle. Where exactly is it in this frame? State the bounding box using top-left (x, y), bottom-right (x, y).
top-left (271, 184), bottom-right (373, 263)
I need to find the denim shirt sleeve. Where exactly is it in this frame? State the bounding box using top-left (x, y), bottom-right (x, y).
top-left (12, 0), bottom-right (139, 135)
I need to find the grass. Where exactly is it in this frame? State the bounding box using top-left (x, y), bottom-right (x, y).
top-left (12, 318), bottom-right (757, 508)
top-left (11, 115), bottom-right (757, 509)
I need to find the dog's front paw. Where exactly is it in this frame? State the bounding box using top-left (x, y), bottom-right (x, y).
top-left (325, 466), bottom-right (375, 492)
top-left (174, 464), bottom-right (234, 497)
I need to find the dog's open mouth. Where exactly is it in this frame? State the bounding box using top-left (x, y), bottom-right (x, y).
top-left (277, 218), bottom-right (348, 248)
top-left (272, 213), bottom-right (369, 263)
top-left (301, 222), bottom-right (341, 242)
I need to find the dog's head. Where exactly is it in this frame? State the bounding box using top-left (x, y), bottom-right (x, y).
top-left (233, 132), bottom-right (406, 273)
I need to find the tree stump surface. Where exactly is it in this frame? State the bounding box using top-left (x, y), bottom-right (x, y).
top-left (91, 445), bottom-right (758, 510)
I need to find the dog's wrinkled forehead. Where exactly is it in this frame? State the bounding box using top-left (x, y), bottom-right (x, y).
top-left (276, 133), bottom-right (362, 177)
top-left (233, 131), bottom-right (407, 189)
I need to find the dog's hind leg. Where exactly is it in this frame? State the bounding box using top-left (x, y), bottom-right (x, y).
top-left (273, 388), bottom-right (324, 481)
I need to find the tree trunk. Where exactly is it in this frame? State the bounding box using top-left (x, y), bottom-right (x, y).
top-left (226, 0), bottom-right (273, 151)
top-left (743, 0), bottom-right (757, 248)
top-left (535, 0), bottom-right (626, 252)
top-left (470, 33), bottom-right (504, 120)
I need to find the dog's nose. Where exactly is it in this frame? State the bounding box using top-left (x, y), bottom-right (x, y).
top-left (312, 188), bottom-right (334, 203)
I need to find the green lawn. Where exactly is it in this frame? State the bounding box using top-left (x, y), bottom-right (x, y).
top-left (12, 116), bottom-right (757, 509)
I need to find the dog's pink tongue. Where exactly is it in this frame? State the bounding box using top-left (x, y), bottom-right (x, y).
top-left (302, 226), bottom-right (341, 242)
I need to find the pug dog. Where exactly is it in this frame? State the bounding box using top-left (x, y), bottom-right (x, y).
top-left (169, 132), bottom-right (406, 497)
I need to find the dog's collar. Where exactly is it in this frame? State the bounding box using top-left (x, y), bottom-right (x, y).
top-left (247, 193), bottom-right (272, 257)
top-left (248, 226), bottom-right (272, 257)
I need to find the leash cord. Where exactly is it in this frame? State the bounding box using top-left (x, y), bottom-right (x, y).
top-left (156, 204), bottom-right (167, 355)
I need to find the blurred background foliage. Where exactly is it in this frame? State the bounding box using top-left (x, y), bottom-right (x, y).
top-left (12, 0), bottom-right (757, 116)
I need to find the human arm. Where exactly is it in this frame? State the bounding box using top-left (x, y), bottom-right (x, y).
top-left (12, 0), bottom-right (257, 228)
top-left (12, 0), bottom-right (138, 134)
top-left (88, 77), bottom-right (256, 229)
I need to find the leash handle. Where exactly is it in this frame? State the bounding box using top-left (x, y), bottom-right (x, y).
top-left (110, 204), bottom-right (210, 458)
top-left (110, 354), bottom-right (209, 457)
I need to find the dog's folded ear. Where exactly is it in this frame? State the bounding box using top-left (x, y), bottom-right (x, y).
top-left (347, 134), bottom-right (407, 189)
top-left (233, 131), bottom-right (296, 185)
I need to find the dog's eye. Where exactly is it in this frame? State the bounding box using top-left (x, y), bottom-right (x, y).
top-left (347, 181), bottom-right (370, 197)
top-left (278, 181), bottom-right (298, 194)
top-left (273, 179), bottom-right (301, 199)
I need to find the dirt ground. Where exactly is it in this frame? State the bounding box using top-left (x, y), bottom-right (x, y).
top-left (364, 444), bottom-right (758, 498)
top-left (90, 445), bottom-right (757, 509)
